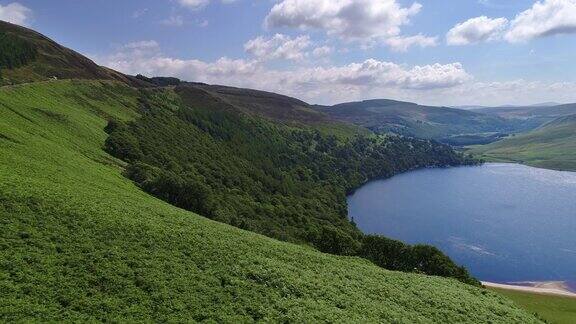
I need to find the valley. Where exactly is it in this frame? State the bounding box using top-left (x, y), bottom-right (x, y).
top-left (1, 12), bottom-right (575, 323)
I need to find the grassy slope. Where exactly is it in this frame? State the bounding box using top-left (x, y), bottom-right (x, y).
top-left (470, 116), bottom-right (576, 171)
top-left (0, 80), bottom-right (539, 322)
top-left (490, 288), bottom-right (576, 324)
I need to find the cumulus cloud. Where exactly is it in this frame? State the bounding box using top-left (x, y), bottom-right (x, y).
top-left (451, 0), bottom-right (576, 45)
top-left (95, 40), bottom-right (576, 105)
top-left (0, 2), bottom-right (32, 26)
top-left (244, 34), bottom-right (335, 61)
top-left (505, 0), bottom-right (576, 42)
top-left (264, 0), bottom-right (435, 51)
top-left (244, 34), bottom-right (312, 61)
top-left (97, 41), bottom-right (470, 104)
top-left (447, 16), bottom-right (508, 45)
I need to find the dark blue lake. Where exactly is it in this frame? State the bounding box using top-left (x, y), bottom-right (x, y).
top-left (348, 163), bottom-right (576, 284)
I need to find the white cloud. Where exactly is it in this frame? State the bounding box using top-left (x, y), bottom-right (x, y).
top-left (95, 41), bottom-right (576, 105)
top-left (177, 0), bottom-right (210, 9)
top-left (435, 79), bottom-right (576, 106)
top-left (505, 0), bottom-right (576, 42)
top-left (0, 2), bottom-right (32, 26)
top-left (385, 34), bottom-right (437, 52)
top-left (161, 15), bottom-right (184, 27)
top-left (452, 0), bottom-right (576, 45)
top-left (177, 0), bottom-right (237, 10)
top-left (447, 16), bottom-right (508, 45)
top-left (122, 40), bottom-right (161, 50)
top-left (244, 34), bottom-right (312, 61)
top-left (312, 46), bottom-right (332, 57)
top-left (97, 41), bottom-right (470, 104)
top-left (264, 0), bottom-right (435, 50)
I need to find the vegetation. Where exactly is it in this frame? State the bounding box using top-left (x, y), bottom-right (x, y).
top-left (470, 115), bottom-right (576, 171)
top-left (359, 236), bottom-right (478, 285)
top-left (0, 79), bottom-right (540, 322)
top-left (0, 31), bottom-right (37, 75)
top-left (104, 85), bottom-right (479, 284)
top-left (490, 288), bottom-right (576, 324)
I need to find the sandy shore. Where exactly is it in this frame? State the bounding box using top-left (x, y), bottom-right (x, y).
top-left (483, 281), bottom-right (576, 298)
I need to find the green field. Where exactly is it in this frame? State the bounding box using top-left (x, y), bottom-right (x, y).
top-left (470, 115), bottom-right (576, 171)
top-left (0, 80), bottom-right (540, 322)
top-left (490, 289), bottom-right (576, 324)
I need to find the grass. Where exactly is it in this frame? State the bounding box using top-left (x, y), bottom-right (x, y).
top-left (0, 80), bottom-right (540, 322)
top-left (489, 288), bottom-right (576, 324)
top-left (470, 117), bottom-right (576, 171)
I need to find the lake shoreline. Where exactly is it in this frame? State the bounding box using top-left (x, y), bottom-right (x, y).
top-left (349, 163), bottom-right (576, 290)
top-left (483, 281), bottom-right (576, 299)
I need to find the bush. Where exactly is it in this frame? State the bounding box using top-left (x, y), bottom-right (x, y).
top-left (359, 235), bottom-right (480, 286)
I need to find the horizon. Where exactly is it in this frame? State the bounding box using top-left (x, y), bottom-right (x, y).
top-left (3, 0), bottom-right (576, 106)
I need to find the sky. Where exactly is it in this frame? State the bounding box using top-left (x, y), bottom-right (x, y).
top-left (2, 0), bottom-right (576, 106)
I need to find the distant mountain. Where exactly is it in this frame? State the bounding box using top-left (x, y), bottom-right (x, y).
top-left (474, 103), bottom-right (576, 130)
top-left (0, 20), bottom-right (148, 86)
top-left (470, 114), bottom-right (576, 171)
top-left (528, 102), bottom-right (562, 107)
top-left (475, 103), bottom-right (576, 119)
top-left (313, 99), bottom-right (518, 145)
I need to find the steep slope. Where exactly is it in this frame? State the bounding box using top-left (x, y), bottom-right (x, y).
top-left (103, 83), bottom-right (479, 285)
top-left (0, 20), bottom-right (149, 86)
top-left (0, 80), bottom-right (540, 322)
top-left (135, 75), bottom-right (362, 137)
top-left (314, 99), bottom-right (517, 145)
top-left (470, 115), bottom-right (576, 171)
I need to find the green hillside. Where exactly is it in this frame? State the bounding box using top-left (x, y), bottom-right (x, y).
top-left (470, 115), bottom-right (576, 171)
top-left (0, 80), bottom-right (540, 322)
top-left (314, 99), bottom-right (519, 145)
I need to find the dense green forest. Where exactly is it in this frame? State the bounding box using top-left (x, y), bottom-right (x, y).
top-left (105, 85), bottom-right (479, 284)
top-left (0, 32), bottom-right (37, 75)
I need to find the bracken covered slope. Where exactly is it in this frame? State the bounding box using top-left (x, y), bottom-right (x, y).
top-left (0, 80), bottom-right (541, 322)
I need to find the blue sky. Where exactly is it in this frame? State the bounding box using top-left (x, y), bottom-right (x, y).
top-left (3, 0), bottom-right (576, 106)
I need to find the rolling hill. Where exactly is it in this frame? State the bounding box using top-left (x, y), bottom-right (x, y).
top-left (474, 103), bottom-right (576, 130)
top-left (0, 20), bottom-right (149, 87)
top-left (314, 99), bottom-right (519, 145)
top-left (0, 20), bottom-right (541, 321)
top-left (470, 114), bottom-right (576, 171)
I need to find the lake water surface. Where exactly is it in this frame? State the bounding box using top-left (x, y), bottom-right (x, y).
top-left (348, 163), bottom-right (576, 284)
